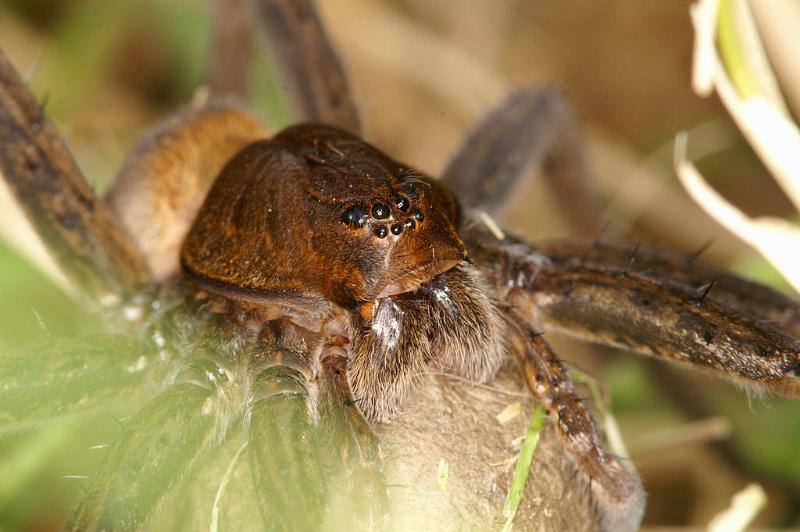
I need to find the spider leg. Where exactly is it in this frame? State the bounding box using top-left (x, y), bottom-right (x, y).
top-left (441, 88), bottom-right (603, 235)
top-left (208, 0), bottom-right (254, 99)
top-left (0, 50), bottom-right (150, 302)
top-left (466, 223), bottom-right (800, 398)
top-left (536, 239), bottom-right (800, 337)
top-left (531, 255), bottom-right (800, 398)
top-left (252, 0), bottom-right (361, 134)
top-left (502, 306), bottom-right (644, 532)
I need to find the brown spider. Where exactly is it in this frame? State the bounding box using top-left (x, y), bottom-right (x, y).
top-left (1, 1), bottom-right (799, 531)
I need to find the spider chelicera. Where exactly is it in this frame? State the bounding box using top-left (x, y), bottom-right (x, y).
top-left (1, 1), bottom-right (799, 531)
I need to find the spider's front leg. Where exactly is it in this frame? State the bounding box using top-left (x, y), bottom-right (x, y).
top-left (447, 83), bottom-right (800, 398)
top-left (501, 305), bottom-right (644, 532)
top-left (469, 226), bottom-right (800, 399)
top-left (461, 202), bottom-right (800, 394)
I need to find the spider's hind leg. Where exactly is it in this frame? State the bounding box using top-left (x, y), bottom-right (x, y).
top-left (251, 0), bottom-right (361, 133)
top-left (466, 221), bottom-right (800, 400)
top-left (442, 87), bottom-right (603, 235)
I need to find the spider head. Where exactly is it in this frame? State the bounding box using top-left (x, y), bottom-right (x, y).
top-left (181, 124), bottom-right (467, 312)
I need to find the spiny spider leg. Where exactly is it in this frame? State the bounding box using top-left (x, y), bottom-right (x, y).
top-left (0, 51), bottom-right (150, 301)
top-left (253, 0), bottom-right (361, 134)
top-left (536, 239), bottom-right (800, 337)
top-left (502, 305), bottom-right (644, 531)
top-left (465, 223), bottom-right (800, 399)
top-left (441, 88), bottom-right (603, 235)
top-left (528, 252), bottom-right (800, 398)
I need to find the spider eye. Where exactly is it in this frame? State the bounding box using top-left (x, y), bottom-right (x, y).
top-left (343, 206), bottom-right (367, 227)
top-left (390, 223), bottom-right (403, 235)
top-left (374, 225), bottom-right (388, 238)
top-left (412, 209), bottom-right (424, 222)
top-left (372, 203), bottom-right (390, 219)
top-left (394, 196), bottom-right (410, 212)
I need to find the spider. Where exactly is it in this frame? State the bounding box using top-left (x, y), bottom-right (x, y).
top-left (1, 1), bottom-right (799, 531)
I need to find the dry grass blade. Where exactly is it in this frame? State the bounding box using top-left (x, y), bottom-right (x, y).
top-left (675, 133), bottom-right (800, 294)
top-left (681, 0), bottom-right (800, 294)
top-left (707, 483), bottom-right (767, 532)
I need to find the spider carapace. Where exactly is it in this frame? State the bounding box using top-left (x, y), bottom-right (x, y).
top-left (182, 123), bottom-right (467, 313)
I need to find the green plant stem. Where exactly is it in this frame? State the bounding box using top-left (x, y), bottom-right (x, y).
top-left (501, 405), bottom-right (547, 532)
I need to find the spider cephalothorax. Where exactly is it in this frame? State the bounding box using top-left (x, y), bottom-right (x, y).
top-left (181, 123), bottom-right (507, 422)
top-left (1, 0), bottom-right (800, 531)
top-left (182, 124), bottom-right (466, 312)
